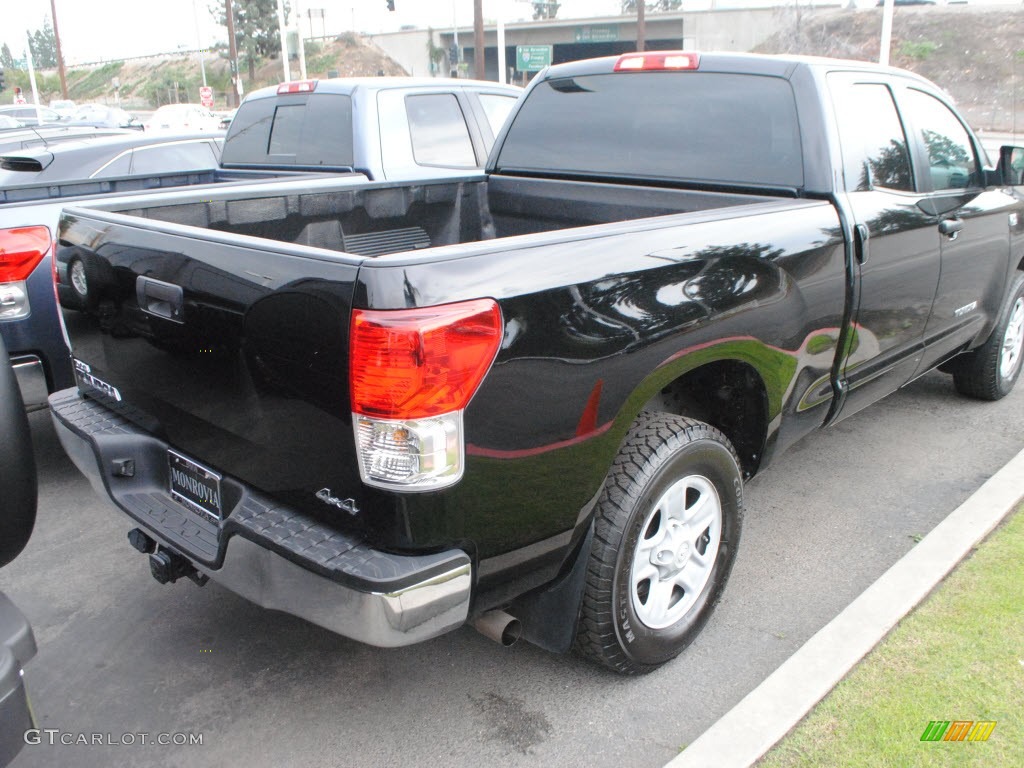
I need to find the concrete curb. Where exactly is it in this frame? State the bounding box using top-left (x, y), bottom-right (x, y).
top-left (667, 446), bottom-right (1024, 768)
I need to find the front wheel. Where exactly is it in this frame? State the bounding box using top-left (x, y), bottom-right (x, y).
top-left (574, 413), bottom-right (743, 674)
top-left (952, 272), bottom-right (1024, 400)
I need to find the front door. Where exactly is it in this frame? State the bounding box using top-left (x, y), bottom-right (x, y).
top-left (828, 74), bottom-right (941, 421)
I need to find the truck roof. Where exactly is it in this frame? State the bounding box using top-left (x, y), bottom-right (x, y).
top-left (541, 50), bottom-right (935, 86)
top-left (244, 76), bottom-right (521, 102)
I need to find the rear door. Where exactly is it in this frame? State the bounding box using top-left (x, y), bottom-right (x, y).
top-left (828, 73), bottom-right (940, 420)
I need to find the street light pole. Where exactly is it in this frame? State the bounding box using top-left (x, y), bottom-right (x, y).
top-left (637, 1), bottom-right (646, 53)
top-left (276, 0), bottom-right (290, 82)
top-left (193, 0), bottom-right (207, 87)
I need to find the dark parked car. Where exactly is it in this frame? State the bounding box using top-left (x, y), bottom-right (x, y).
top-left (67, 104), bottom-right (143, 130)
top-left (0, 131), bottom-right (224, 187)
top-left (0, 125), bottom-right (133, 155)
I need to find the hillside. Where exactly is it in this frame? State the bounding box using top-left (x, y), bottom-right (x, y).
top-left (5, 33), bottom-right (406, 111)
top-left (755, 5), bottom-right (1024, 132)
top-left (8, 7), bottom-right (1024, 132)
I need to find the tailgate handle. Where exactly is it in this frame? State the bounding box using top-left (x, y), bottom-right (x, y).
top-left (136, 276), bottom-right (184, 324)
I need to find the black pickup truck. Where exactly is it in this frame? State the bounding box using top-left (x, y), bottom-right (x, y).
top-left (50, 52), bottom-right (1024, 674)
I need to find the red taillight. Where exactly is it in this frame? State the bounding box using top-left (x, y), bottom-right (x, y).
top-left (350, 299), bottom-right (502, 419)
top-left (0, 226), bottom-right (51, 283)
top-left (277, 80), bottom-right (318, 95)
top-left (614, 51), bottom-right (700, 72)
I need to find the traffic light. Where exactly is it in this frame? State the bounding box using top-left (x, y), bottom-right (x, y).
top-left (386, 0), bottom-right (395, 10)
top-left (0, 68), bottom-right (5, 92)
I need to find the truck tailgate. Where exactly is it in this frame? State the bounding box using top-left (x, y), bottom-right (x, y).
top-left (56, 208), bottom-right (367, 522)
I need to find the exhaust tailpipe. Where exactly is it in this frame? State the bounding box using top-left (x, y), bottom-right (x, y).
top-left (472, 610), bottom-right (522, 647)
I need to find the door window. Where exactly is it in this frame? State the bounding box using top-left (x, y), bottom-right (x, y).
top-left (901, 89), bottom-right (978, 191)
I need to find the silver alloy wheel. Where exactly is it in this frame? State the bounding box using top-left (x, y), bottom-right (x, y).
top-left (630, 474), bottom-right (722, 630)
top-left (70, 260), bottom-right (88, 298)
top-left (1000, 297), bottom-right (1024, 381)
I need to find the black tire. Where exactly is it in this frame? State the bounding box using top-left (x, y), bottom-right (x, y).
top-left (574, 412), bottom-right (743, 674)
top-left (952, 272), bottom-right (1024, 400)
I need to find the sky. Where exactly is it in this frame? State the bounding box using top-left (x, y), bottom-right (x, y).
top-left (1, 1), bottom-right (624, 66)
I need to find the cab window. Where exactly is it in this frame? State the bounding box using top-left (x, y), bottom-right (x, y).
top-left (405, 94), bottom-right (477, 168)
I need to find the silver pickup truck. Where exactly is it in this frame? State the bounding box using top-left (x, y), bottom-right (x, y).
top-left (0, 77), bottom-right (521, 410)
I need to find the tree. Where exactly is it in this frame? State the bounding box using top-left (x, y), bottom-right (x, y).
top-left (1, 43), bottom-right (17, 70)
top-left (532, 1), bottom-right (560, 19)
top-left (27, 16), bottom-right (58, 69)
top-left (210, 0), bottom-right (289, 81)
top-left (621, 1), bottom-right (682, 11)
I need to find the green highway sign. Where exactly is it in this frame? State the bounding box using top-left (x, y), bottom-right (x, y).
top-left (516, 45), bottom-right (552, 72)
top-left (575, 25), bottom-right (618, 43)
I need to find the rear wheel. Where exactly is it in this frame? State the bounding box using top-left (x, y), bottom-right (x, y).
top-left (574, 412), bottom-right (743, 674)
top-left (952, 273), bottom-right (1024, 400)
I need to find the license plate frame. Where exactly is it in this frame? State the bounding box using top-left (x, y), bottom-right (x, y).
top-left (168, 450), bottom-right (223, 521)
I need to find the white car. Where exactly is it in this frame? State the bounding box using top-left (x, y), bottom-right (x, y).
top-left (144, 103), bottom-right (222, 132)
top-left (48, 99), bottom-right (77, 118)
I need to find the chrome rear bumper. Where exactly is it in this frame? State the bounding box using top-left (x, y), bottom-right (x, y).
top-left (50, 388), bottom-right (472, 648)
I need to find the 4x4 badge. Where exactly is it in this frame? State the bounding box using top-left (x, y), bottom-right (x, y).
top-left (315, 489), bottom-right (360, 515)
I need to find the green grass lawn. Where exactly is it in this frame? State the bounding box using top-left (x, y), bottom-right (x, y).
top-left (758, 506), bottom-right (1024, 768)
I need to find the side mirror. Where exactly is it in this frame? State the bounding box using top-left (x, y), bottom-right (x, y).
top-left (996, 145), bottom-right (1024, 186)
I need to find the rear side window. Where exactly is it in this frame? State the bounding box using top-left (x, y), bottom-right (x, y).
top-left (221, 93), bottom-right (354, 168)
top-left (830, 81), bottom-right (913, 192)
top-left (495, 72), bottom-right (803, 188)
top-left (405, 94), bottom-right (477, 168)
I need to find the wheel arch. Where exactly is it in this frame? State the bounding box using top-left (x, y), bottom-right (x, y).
top-left (627, 347), bottom-right (780, 480)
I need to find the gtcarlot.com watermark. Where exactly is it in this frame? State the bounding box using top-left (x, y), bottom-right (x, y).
top-left (25, 730), bottom-right (203, 747)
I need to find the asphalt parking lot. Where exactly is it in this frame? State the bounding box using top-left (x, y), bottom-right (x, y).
top-left (4, 368), bottom-right (1023, 768)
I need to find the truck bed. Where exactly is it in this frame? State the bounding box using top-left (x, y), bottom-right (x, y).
top-left (99, 175), bottom-right (788, 256)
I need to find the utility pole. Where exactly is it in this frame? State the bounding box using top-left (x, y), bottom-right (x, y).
top-left (473, 0), bottom-right (485, 80)
top-left (50, 0), bottom-right (68, 99)
top-left (225, 0), bottom-right (240, 107)
top-left (637, 1), bottom-right (646, 53)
